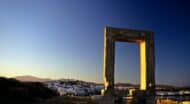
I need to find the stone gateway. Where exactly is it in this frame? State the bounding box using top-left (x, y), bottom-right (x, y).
top-left (101, 27), bottom-right (155, 104)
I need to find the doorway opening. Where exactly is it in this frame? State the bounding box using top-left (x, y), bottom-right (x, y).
top-left (115, 42), bottom-right (140, 96)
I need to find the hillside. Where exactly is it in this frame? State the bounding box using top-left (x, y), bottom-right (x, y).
top-left (0, 77), bottom-right (58, 104)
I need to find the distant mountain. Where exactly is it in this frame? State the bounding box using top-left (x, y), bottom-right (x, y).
top-left (15, 75), bottom-right (51, 82)
top-left (115, 83), bottom-right (139, 88)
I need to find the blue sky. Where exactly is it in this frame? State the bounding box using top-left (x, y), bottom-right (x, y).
top-left (0, 0), bottom-right (189, 86)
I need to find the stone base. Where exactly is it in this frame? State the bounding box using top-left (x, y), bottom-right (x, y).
top-left (101, 87), bottom-right (115, 96)
top-left (131, 90), bottom-right (155, 104)
top-left (101, 88), bottom-right (155, 104)
top-left (91, 95), bottom-right (115, 104)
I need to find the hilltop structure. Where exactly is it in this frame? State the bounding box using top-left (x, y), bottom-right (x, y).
top-left (101, 27), bottom-right (155, 104)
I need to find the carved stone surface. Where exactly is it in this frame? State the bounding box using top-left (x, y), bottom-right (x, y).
top-left (101, 27), bottom-right (155, 104)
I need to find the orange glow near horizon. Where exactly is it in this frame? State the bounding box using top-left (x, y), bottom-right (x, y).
top-left (140, 41), bottom-right (146, 90)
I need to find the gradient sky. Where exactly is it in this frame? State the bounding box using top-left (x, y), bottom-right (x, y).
top-left (0, 0), bottom-right (190, 86)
